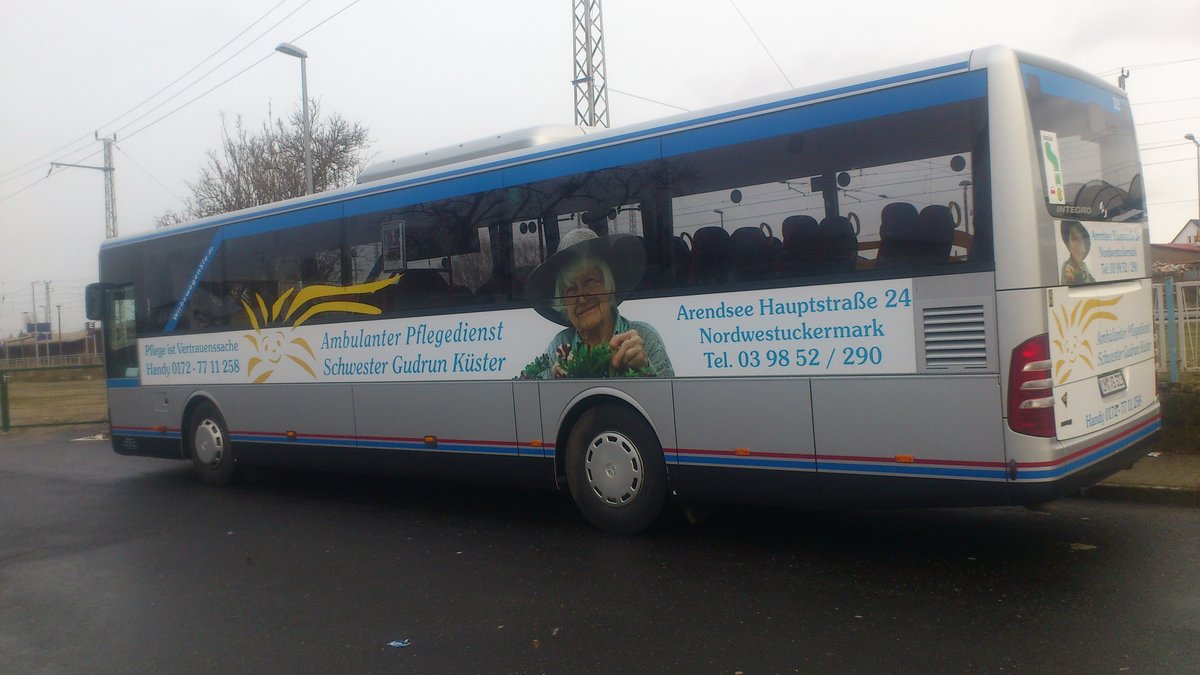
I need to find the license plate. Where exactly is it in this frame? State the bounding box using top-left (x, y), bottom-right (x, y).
top-left (1098, 369), bottom-right (1127, 397)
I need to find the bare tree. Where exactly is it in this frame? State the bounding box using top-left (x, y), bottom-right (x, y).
top-left (155, 102), bottom-right (370, 228)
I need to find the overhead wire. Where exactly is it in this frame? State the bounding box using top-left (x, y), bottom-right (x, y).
top-left (115, 147), bottom-right (186, 202)
top-left (2, 0), bottom-right (364, 203)
top-left (0, 1), bottom-right (291, 186)
top-left (112, 0), bottom-right (315, 138)
top-left (728, 0), bottom-right (794, 90)
top-left (118, 0), bottom-right (362, 143)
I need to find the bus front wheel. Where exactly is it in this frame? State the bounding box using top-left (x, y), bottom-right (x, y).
top-left (188, 402), bottom-right (237, 486)
top-left (565, 403), bottom-right (667, 533)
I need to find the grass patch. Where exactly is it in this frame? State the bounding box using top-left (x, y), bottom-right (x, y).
top-left (2, 366), bottom-right (107, 428)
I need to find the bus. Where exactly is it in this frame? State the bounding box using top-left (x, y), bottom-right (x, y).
top-left (87, 45), bottom-right (1160, 532)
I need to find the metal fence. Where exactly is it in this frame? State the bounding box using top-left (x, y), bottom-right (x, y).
top-left (0, 364), bottom-right (108, 431)
top-left (1153, 279), bottom-right (1200, 378)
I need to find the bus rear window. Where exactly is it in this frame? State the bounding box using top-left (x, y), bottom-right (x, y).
top-left (1023, 64), bottom-right (1143, 222)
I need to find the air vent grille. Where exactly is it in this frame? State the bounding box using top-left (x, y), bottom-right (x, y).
top-left (924, 305), bottom-right (987, 369)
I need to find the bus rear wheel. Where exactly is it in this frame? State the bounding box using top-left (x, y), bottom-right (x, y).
top-left (565, 403), bottom-right (667, 533)
top-left (188, 402), bottom-right (237, 486)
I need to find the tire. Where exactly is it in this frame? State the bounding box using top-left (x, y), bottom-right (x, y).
top-left (188, 402), bottom-right (237, 486)
top-left (565, 403), bottom-right (667, 533)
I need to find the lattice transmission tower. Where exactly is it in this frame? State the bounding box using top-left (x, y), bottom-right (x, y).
top-left (572, 0), bottom-right (610, 128)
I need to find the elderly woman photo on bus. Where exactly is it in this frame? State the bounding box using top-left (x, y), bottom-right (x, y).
top-left (522, 227), bottom-right (673, 379)
top-left (1060, 220), bottom-right (1096, 285)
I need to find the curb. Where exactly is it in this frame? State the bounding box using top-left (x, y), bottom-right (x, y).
top-left (1081, 483), bottom-right (1200, 507)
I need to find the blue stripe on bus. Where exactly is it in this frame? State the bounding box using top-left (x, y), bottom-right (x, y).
top-left (675, 455), bottom-right (818, 471)
top-left (106, 378), bottom-right (140, 389)
top-left (662, 71), bottom-right (986, 158)
top-left (103, 60), bottom-right (971, 252)
top-left (817, 462), bottom-right (1008, 480)
top-left (164, 228), bottom-right (225, 332)
top-left (1021, 64), bottom-right (1126, 112)
top-left (115, 428), bottom-right (183, 440)
top-left (1014, 417), bottom-right (1161, 481)
top-left (229, 434), bottom-right (528, 457)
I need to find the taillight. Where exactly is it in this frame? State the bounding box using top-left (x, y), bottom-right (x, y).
top-left (1008, 334), bottom-right (1055, 437)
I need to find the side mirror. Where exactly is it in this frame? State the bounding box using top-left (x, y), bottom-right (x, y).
top-left (85, 283), bottom-right (106, 321)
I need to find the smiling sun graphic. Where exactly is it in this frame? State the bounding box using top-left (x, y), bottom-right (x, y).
top-left (241, 275), bottom-right (401, 383)
top-left (1050, 295), bottom-right (1121, 385)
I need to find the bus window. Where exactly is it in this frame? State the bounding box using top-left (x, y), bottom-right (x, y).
top-left (103, 284), bottom-right (137, 379)
top-left (664, 94), bottom-right (989, 289)
top-left (222, 218), bottom-right (345, 328)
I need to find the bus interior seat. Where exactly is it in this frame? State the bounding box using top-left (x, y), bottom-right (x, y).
top-left (814, 216), bottom-right (858, 274)
top-left (511, 265), bottom-right (535, 300)
top-left (781, 214), bottom-right (819, 275)
top-left (689, 226), bottom-right (732, 285)
top-left (1074, 180), bottom-right (1128, 216)
top-left (876, 202), bottom-right (920, 268)
top-left (764, 231), bottom-right (783, 272)
top-left (670, 235), bottom-right (692, 287)
top-left (915, 205), bottom-right (957, 264)
top-left (1127, 174), bottom-right (1144, 211)
top-left (730, 226), bottom-right (771, 281)
top-left (385, 268), bottom-right (450, 311)
top-left (449, 284), bottom-right (473, 305)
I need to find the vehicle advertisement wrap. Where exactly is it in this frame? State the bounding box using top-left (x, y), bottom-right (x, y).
top-left (138, 277), bottom-right (917, 385)
top-left (1055, 219), bottom-right (1146, 286)
top-left (1047, 281), bottom-right (1155, 441)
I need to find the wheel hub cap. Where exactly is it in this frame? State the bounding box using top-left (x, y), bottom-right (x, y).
top-left (194, 419), bottom-right (224, 465)
top-left (585, 431), bottom-right (642, 506)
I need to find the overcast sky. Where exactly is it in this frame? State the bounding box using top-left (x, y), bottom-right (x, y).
top-left (2, 0), bottom-right (1198, 338)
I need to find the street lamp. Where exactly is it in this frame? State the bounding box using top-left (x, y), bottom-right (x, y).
top-left (1186, 133), bottom-right (1200, 222)
top-left (276, 42), bottom-right (313, 195)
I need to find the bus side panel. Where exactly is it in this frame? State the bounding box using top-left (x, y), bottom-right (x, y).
top-left (670, 378), bottom-right (819, 508)
top-left (215, 383), bottom-right (358, 470)
top-left (108, 384), bottom-right (186, 459)
top-left (352, 381), bottom-right (547, 487)
top-left (812, 375), bottom-right (1009, 508)
top-left (538, 379), bottom-right (676, 480)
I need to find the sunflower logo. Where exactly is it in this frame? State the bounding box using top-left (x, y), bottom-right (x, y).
top-left (1050, 295), bottom-right (1121, 385)
top-left (241, 275), bottom-right (401, 383)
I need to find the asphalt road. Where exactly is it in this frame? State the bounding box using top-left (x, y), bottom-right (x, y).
top-left (2, 425), bottom-right (1198, 674)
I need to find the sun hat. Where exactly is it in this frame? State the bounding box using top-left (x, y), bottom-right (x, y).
top-left (524, 228), bottom-right (646, 326)
top-left (1060, 220), bottom-right (1091, 257)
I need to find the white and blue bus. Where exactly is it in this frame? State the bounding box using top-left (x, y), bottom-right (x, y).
top-left (87, 46), bottom-right (1160, 532)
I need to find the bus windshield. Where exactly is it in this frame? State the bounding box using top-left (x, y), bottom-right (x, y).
top-left (1023, 63), bottom-right (1143, 223)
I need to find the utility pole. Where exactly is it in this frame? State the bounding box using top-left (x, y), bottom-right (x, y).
top-left (56, 305), bottom-right (63, 359)
top-left (30, 282), bottom-right (39, 364)
top-left (101, 134), bottom-right (118, 238)
top-left (44, 281), bottom-right (52, 363)
top-left (572, 0), bottom-right (610, 128)
top-left (49, 133), bottom-right (118, 239)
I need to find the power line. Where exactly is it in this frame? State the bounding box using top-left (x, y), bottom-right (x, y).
top-left (103, 0), bottom-right (292, 137)
top-left (728, 0), bottom-right (793, 90)
top-left (0, 1), bottom-right (291, 186)
top-left (0, 148), bottom-right (103, 204)
top-left (609, 87), bottom-right (690, 112)
top-left (115, 146), bottom-right (186, 203)
top-left (111, 0), bottom-right (315, 138)
top-left (1097, 57), bottom-right (1200, 77)
top-left (1133, 96), bottom-right (1200, 106)
top-left (119, 0), bottom-right (360, 143)
top-left (3, 0), bottom-right (363, 200)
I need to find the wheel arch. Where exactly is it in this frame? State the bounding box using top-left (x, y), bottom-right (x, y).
top-left (179, 391), bottom-right (225, 459)
top-left (552, 387), bottom-right (666, 485)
